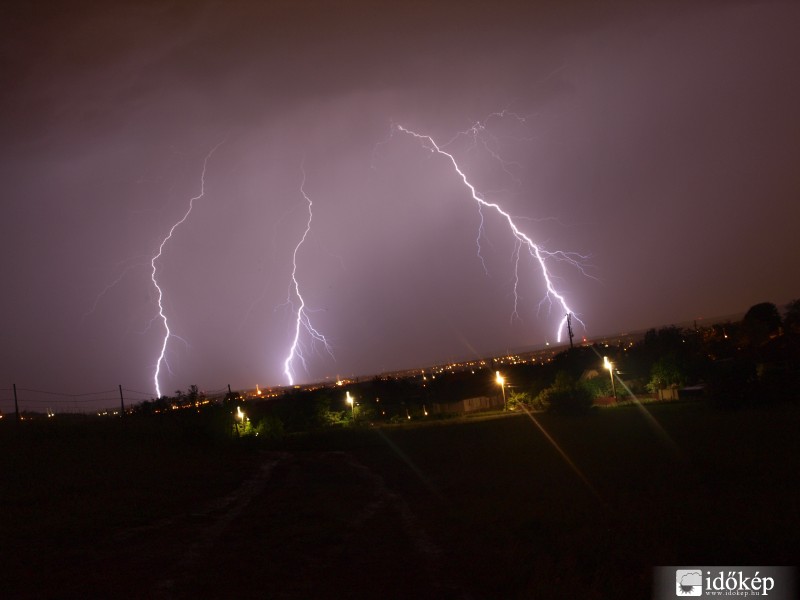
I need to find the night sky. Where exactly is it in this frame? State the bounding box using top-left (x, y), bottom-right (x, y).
top-left (2, 0), bottom-right (799, 408)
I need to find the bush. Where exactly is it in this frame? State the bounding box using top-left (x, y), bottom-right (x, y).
top-left (507, 391), bottom-right (531, 411)
top-left (250, 414), bottom-right (285, 441)
top-left (541, 386), bottom-right (593, 414)
top-left (714, 361), bottom-right (797, 407)
top-left (537, 371), bottom-right (594, 415)
top-left (647, 354), bottom-right (687, 391)
top-left (582, 375), bottom-right (612, 399)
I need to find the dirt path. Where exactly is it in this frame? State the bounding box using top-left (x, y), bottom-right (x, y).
top-left (7, 449), bottom-right (468, 599)
top-left (169, 451), bottom-right (468, 599)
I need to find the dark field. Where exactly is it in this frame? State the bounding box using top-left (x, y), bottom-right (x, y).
top-left (2, 401), bottom-right (799, 599)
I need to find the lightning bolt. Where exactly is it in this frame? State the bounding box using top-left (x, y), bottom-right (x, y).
top-left (394, 120), bottom-right (587, 343)
top-left (150, 142), bottom-right (223, 398)
top-left (282, 166), bottom-right (332, 385)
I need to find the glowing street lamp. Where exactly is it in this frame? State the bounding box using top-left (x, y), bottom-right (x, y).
top-left (233, 405), bottom-right (246, 437)
top-left (346, 390), bottom-right (355, 422)
top-left (603, 356), bottom-right (617, 399)
top-left (496, 370), bottom-right (507, 411)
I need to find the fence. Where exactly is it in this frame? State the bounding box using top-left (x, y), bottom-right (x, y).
top-left (0, 384), bottom-right (232, 420)
top-left (431, 395), bottom-right (504, 415)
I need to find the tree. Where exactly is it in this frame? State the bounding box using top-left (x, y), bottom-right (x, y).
top-left (647, 354), bottom-right (687, 392)
top-left (187, 384), bottom-right (200, 403)
top-left (537, 371), bottom-right (593, 415)
top-left (506, 390), bottom-right (531, 411)
top-left (625, 326), bottom-right (688, 382)
top-left (742, 302), bottom-right (781, 347)
top-left (582, 374), bottom-right (613, 399)
top-left (784, 299), bottom-right (800, 335)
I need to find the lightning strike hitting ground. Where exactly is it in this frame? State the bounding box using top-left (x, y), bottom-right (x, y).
top-left (150, 143), bottom-right (223, 398)
top-left (282, 169), bottom-right (332, 385)
top-left (394, 121), bottom-right (587, 342)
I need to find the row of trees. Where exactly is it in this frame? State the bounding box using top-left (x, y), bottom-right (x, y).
top-left (568, 300), bottom-right (798, 411)
top-left (406, 299), bottom-right (799, 415)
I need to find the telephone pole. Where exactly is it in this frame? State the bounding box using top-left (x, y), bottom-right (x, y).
top-left (567, 313), bottom-right (574, 349)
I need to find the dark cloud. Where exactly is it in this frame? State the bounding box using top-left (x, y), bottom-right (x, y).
top-left (2, 0), bottom-right (799, 407)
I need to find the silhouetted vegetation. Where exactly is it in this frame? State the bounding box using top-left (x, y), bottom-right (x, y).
top-left (537, 371), bottom-right (594, 414)
top-left (227, 299), bottom-right (800, 428)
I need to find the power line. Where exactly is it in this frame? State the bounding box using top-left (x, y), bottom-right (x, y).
top-left (122, 388), bottom-right (157, 397)
top-left (13, 397), bottom-right (119, 404)
top-left (16, 387), bottom-right (117, 397)
top-left (2, 383), bottom-right (237, 413)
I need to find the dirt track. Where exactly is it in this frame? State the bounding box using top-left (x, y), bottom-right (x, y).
top-left (169, 451), bottom-right (468, 600)
top-left (11, 405), bottom-right (800, 599)
top-left (20, 450), bottom-right (467, 599)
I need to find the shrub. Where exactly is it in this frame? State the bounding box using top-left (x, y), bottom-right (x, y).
top-left (251, 414), bottom-right (285, 441)
top-left (537, 371), bottom-right (594, 415)
top-left (692, 356), bottom-right (797, 408)
top-left (542, 386), bottom-right (593, 414)
top-left (582, 375), bottom-right (612, 399)
top-left (507, 391), bottom-right (531, 411)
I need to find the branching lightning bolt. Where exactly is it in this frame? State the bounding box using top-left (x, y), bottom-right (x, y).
top-left (394, 121), bottom-right (587, 343)
top-left (150, 142), bottom-right (223, 398)
top-left (282, 167), bottom-right (332, 385)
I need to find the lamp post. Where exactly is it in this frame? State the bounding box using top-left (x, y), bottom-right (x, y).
top-left (235, 406), bottom-right (246, 436)
top-left (496, 370), bottom-right (507, 411)
top-left (346, 391), bottom-right (355, 423)
top-left (603, 356), bottom-right (617, 399)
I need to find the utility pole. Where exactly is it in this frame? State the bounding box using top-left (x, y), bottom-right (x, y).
top-left (118, 385), bottom-right (125, 417)
top-left (566, 313), bottom-right (572, 348)
top-left (13, 383), bottom-right (19, 423)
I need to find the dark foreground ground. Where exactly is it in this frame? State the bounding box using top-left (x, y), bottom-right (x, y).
top-left (2, 401), bottom-right (799, 599)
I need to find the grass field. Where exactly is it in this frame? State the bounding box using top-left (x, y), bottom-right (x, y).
top-left (2, 401), bottom-right (798, 598)
top-left (274, 402), bottom-right (799, 598)
top-left (0, 414), bottom-right (263, 598)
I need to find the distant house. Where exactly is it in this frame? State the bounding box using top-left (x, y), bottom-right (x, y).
top-left (656, 387), bottom-right (680, 402)
top-left (431, 395), bottom-right (504, 415)
top-left (654, 385), bottom-right (705, 401)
